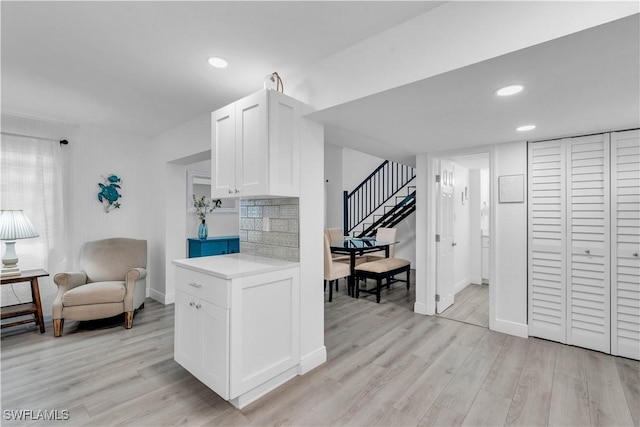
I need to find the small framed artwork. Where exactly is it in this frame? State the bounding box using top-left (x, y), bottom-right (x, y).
top-left (499, 174), bottom-right (524, 203)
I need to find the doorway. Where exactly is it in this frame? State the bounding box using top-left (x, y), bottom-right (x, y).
top-left (435, 152), bottom-right (490, 328)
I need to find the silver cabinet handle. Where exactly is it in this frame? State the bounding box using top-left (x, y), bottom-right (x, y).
top-left (188, 282), bottom-right (202, 288)
top-left (228, 189), bottom-right (233, 194)
top-left (189, 302), bottom-right (195, 307)
top-left (452, 242), bottom-right (457, 247)
top-left (234, 189), bottom-right (240, 194)
top-left (633, 252), bottom-right (639, 257)
top-left (585, 249), bottom-right (591, 254)
top-left (196, 304), bottom-right (201, 310)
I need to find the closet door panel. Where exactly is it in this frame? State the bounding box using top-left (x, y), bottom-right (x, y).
top-left (611, 129), bottom-right (640, 360)
top-left (567, 134), bottom-right (610, 353)
top-left (528, 140), bottom-right (566, 342)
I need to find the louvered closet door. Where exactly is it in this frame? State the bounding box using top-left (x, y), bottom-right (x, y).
top-left (528, 140), bottom-right (566, 343)
top-left (566, 134), bottom-right (610, 353)
top-left (611, 129), bottom-right (640, 360)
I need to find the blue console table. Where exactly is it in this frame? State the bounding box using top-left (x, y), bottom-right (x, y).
top-left (188, 236), bottom-right (240, 258)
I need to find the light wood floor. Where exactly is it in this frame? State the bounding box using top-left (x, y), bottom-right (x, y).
top-left (438, 283), bottom-right (489, 328)
top-left (1, 282), bottom-right (638, 426)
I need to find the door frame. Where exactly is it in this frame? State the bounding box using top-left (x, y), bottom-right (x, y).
top-left (416, 146), bottom-right (495, 329)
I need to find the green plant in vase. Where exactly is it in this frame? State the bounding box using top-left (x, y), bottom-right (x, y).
top-left (193, 195), bottom-right (222, 239)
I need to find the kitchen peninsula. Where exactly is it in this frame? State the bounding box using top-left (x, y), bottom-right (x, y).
top-left (173, 253), bottom-right (300, 409)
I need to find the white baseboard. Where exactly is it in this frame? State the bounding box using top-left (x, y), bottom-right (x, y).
top-left (149, 288), bottom-right (174, 305)
top-left (492, 318), bottom-right (528, 338)
top-left (454, 277), bottom-right (472, 294)
top-left (470, 275), bottom-right (483, 285)
top-left (298, 346), bottom-right (327, 375)
top-left (230, 366), bottom-right (298, 409)
top-left (414, 301), bottom-right (429, 315)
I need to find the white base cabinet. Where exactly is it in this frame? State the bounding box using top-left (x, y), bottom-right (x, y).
top-left (174, 255), bottom-right (300, 408)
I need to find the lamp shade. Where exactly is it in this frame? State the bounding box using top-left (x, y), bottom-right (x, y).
top-left (0, 210), bottom-right (39, 240)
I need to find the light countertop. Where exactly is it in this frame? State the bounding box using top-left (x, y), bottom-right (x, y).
top-left (173, 253), bottom-right (299, 280)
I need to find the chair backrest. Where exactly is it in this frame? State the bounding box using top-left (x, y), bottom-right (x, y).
top-left (81, 238), bottom-right (147, 283)
top-left (326, 228), bottom-right (343, 243)
top-left (376, 227), bottom-right (397, 257)
top-left (323, 230), bottom-right (334, 279)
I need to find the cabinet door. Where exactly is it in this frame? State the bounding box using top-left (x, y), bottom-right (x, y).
top-left (212, 104), bottom-right (237, 198)
top-left (236, 91), bottom-right (268, 196)
top-left (201, 298), bottom-right (230, 399)
top-left (174, 292), bottom-right (230, 399)
top-left (528, 139), bottom-right (567, 343)
top-left (611, 129), bottom-right (640, 360)
top-left (174, 291), bottom-right (202, 373)
top-left (566, 134), bottom-right (610, 353)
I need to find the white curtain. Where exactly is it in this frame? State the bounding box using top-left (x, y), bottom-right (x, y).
top-left (0, 134), bottom-right (67, 309)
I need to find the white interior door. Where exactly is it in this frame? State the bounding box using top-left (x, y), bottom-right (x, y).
top-left (611, 129), bottom-right (640, 360)
top-left (436, 160), bottom-right (455, 314)
top-left (528, 139), bottom-right (567, 343)
top-left (566, 134), bottom-right (610, 353)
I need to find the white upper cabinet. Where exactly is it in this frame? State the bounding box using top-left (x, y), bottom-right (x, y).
top-left (212, 90), bottom-right (300, 198)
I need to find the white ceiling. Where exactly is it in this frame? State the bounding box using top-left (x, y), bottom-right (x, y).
top-left (309, 13), bottom-right (640, 164)
top-left (1, 1), bottom-right (442, 137)
top-left (2, 2), bottom-right (638, 164)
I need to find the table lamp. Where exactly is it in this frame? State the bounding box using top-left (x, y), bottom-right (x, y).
top-left (0, 210), bottom-right (39, 277)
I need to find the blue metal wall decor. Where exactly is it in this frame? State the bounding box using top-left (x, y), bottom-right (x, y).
top-left (98, 174), bottom-right (122, 212)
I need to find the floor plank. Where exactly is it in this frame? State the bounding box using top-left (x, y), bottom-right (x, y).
top-left (2, 279), bottom-right (639, 427)
top-left (438, 283), bottom-right (489, 328)
top-left (504, 338), bottom-right (556, 426)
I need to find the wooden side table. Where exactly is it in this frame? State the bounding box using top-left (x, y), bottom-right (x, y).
top-left (1, 269), bottom-right (49, 333)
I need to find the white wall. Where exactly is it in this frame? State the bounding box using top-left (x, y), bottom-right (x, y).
top-left (150, 112), bottom-right (215, 304)
top-left (324, 143), bottom-right (343, 229)
top-left (491, 141), bottom-right (528, 337)
top-left (1, 114), bottom-right (157, 317)
top-left (342, 148), bottom-right (386, 191)
top-left (66, 126), bottom-right (154, 266)
top-left (298, 114), bottom-right (326, 373)
top-left (469, 169), bottom-right (482, 283)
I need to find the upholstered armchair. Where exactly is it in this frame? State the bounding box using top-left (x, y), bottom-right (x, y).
top-left (52, 238), bottom-right (147, 337)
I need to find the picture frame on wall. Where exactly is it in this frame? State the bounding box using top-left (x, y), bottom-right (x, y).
top-left (498, 174), bottom-right (525, 203)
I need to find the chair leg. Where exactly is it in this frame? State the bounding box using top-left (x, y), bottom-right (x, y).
top-left (406, 269), bottom-right (411, 289)
top-left (355, 278), bottom-right (360, 298)
top-left (335, 280), bottom-right (339, 291)
top-left (53, 319), bottom-right (64, 337)
top-left (124, 311), bottom-right (134, 329)
top-left (376, 278), bottom-right (382, 303)
top-left (329, 280), bottom-right (333, 302)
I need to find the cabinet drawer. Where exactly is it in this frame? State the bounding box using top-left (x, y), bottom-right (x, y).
top-left (176, 267), bottom-right (230, 308)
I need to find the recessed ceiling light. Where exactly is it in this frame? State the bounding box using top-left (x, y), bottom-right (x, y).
top-left (207, 57), bottom-right (228, 68)
top-left (517, 124), bottom-right (536, 132)
top-left (496, 84), bottom-right (524, 96)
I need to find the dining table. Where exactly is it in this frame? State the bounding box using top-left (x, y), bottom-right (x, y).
top-left (329, 236), bottom-right (398, 297)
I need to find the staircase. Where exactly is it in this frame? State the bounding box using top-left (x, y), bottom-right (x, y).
top-left (343, 160), bottom-right (416, 238)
